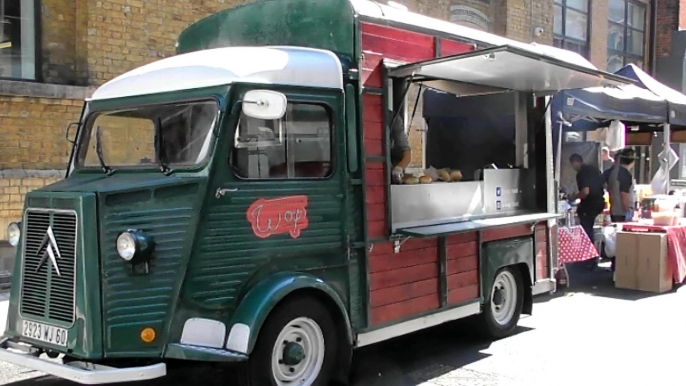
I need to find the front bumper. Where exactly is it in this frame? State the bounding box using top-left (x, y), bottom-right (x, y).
top-left (0, 337), bottom-right (166, 385)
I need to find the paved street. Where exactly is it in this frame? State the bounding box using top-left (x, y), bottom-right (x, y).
top-left (1, 267), bottom-right (685, 386)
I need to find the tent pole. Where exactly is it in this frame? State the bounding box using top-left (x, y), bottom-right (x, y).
top-left (665, 123), bottom-right (671, 193)
top-left (556, 121), bottom-right (563, 183)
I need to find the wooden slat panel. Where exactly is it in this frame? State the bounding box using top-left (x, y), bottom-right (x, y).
top-left (363, 118), bottom-right (383, 141)
top-left (366, 203), bottom-right (386, 222)
top-left (363, 103), bottom-right (383, 123)
top-left (365, 186), bottom-right (386, 205)
top-left (441, 39), bottom-right (474, 57)
top-left (368, 220), bottom-right (388, 239)
top-left (448, 285), bottom-right (479, 305)
top-left (536, 223), bottom-right (549, 279)
top-left (481, 224), bottom-right (533, 242)
top-left (362, 34), bottom-right (435, 62)
top-left (370, 263), bottom-right (439, 290)
top-left (370, 278), bottom-right (439, 307)
top-left (365, 139), bottom-right (383, 156)
top-left (366, 165), bottom-right (385, 187)
top-left (371, 293), bottom-right (440, 325)
top-left (446, 232), bottom-right (478, 245)
top-left (362, 22), bottom-right (435, 47)
top-left (536, 240), bottom-right (549, 280)
top-left (446, 255), bottom-right (478, 275)
top-left (370, 247), bottom-right (439, 273)
top-left (399, 238), bottom-right (439, 251)
top-left (446, 270), bottom-right (479, 290)
top-left (361, 51), bottom-right (384, 88)
top-left (446, 241), bottom-right (478, 260)
top-left (369, 241), bottom-right (394, 256)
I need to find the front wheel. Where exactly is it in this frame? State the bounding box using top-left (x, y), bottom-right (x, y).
top-left (479, 267), bottom-right (524, 339)
top-left (239, 297), bottom-right (338, 386)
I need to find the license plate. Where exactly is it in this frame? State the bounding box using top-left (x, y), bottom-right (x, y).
top-left (21, 320), bottom-right (68, 347)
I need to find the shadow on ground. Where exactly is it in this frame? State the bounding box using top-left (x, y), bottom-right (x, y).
top-left (535, 260), bottom-right (683, 304)
top-left (349, 319), bottom-right (533, 386)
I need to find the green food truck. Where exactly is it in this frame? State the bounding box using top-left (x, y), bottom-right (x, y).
top-left (0, 0), bottom-right (629, 384)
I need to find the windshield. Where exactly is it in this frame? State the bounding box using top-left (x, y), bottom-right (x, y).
top-left (76, 101), bottom-right (219, 170)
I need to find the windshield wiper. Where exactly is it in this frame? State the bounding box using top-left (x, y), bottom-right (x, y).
top-left (156, 118), bottom-right (172, 175)
top-left (95, 126), bottom-right (113, 175)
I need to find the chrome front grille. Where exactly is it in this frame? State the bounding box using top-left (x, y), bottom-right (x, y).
top-left (20, 209), bottom-right (77, 325)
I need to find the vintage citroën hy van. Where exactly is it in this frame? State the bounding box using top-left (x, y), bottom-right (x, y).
top-left (0, 0), bottom-right (628, 384)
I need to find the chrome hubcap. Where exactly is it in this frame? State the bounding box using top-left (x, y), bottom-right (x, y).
top-left (491, 270), bottom-right (517, 326)
top-left (271, 317), bottom-right (324, 386)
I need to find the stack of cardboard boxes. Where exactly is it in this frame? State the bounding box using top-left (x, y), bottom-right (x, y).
top-left (615, 232), bottom-right (673, 293)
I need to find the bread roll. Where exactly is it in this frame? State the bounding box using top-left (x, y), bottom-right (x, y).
top-left (403, 176), bottom-right (419, 185)
top-left (419, 175), bottom-right (433, 184)
top-left (436, 169), bottom-right (451, 182)
top-left (450, 170), bottom-right (463, 181)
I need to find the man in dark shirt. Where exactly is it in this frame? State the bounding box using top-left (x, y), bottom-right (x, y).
top-left (603, 149), bottom-right (636, 223)
top-left (569, 154), bottom-right (605, 245)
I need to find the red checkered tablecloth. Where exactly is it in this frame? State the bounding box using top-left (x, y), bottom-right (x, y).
top-left (620, 223), bottom-right (686, 284)
top-left (558, 225), bottom-right (599, 265)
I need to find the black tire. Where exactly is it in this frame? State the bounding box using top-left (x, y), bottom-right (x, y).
top-left (236, 296), bottom-right (338, 386)
top-left (479, 267), bottom-right (524, 339)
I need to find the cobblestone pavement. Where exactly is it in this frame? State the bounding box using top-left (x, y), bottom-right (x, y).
top-left (1, 267), bottom-right (685, 386)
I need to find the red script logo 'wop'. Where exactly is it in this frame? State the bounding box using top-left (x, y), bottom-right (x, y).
top-left (247, 196), bottom-right (309, 239)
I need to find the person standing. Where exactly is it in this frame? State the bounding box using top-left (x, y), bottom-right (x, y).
top-left (569, 154), bottom-right (606, 247)
top-left (603, 148), bottom-right (636, 223)
top-left (601, 146), bottom-right (615, 172)
top-left (603, 149), bottom-right (637, 273)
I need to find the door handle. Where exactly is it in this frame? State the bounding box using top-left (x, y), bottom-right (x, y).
top-left (215, 188), bottom-right (239, 198)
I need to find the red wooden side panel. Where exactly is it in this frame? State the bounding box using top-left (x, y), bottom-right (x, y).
top-left (360, 22), bottom-right (436, 88)
top-left (446, 232), bottom-right (479, 305)
top-left (363, 94), bottom-right (383, 157)
top-left (369, 238), bottom-right (440, 325)
top-left (536, 224), bottom-right (549, 280)
top-left (481, 224), bottom-right (533, 243)
top-left (365, 161), bottom-right (386, 239)
top-left (363, 93), bottom-right (387, 239)
top-left (440, 39), bottom-right (474, 57)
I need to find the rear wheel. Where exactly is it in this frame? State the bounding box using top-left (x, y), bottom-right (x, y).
top-left (479, 267), bottom-right (524, 339)
top-left (238, 297), bottom-right (338, 386)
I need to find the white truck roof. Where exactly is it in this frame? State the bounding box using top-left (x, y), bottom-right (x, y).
top-left (90, 46), bottom-right (343, 101)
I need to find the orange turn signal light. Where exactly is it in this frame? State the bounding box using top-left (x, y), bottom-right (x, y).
top-left (141, 327), bottom-right (156, 343)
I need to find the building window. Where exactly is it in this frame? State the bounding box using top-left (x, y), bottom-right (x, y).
top-left (0, 0), bottom-right (37, 80)
top-left (607, 0), bottom-right (646, 72)
top-left (553, 0), bottom-right (590, 57)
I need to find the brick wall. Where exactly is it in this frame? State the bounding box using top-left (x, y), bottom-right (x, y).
top-left (0, 172), bottom-right (63, 243)
top-left (656, 0), bottom-right (680, 58)
top-left (81, 0), bottom-right (250, 86)
top-left (41, 0), bottom-right (79, 85)
top-left (0, 96), bottom-right (82, 170)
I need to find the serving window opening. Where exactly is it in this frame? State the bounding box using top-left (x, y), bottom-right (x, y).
top-left (387, 78), bottom-right (540, 233)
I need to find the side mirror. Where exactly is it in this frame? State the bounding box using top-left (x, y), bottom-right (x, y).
top-left (242, 90), bottom-right (287, 120)
top-left (65, 121), bottom-right (80, 144)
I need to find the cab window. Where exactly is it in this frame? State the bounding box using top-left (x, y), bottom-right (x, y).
top-left (231, 103), bottom-right (332, 179)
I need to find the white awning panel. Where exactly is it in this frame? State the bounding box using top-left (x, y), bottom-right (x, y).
top-left (389, 45), bottom-right (632, 95)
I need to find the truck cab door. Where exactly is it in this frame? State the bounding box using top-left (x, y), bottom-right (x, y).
top-left (184, 88), bottom-right (349, 310)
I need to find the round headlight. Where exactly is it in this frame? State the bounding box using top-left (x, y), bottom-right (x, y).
top-left (7, 222), bottom-right (21, 247)
top-left (116, 232), bottom-right (137, 261)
